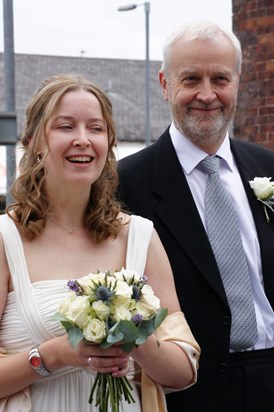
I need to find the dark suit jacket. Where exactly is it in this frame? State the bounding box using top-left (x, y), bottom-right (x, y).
top-left (117, 128), bottom-right (274, 411)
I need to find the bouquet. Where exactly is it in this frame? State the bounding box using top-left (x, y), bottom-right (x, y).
top-left (53, 268), bottom-right (168, 412)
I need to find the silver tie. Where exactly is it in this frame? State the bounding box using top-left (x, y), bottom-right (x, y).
top-left (200, 156), bottom-right (258, 351)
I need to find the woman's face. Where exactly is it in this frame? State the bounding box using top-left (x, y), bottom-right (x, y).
top-left (42, 88), bottom-right (109, 192)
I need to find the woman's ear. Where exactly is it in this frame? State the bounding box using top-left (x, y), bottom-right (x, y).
top-left (36, 152), bottom-right (43, 162)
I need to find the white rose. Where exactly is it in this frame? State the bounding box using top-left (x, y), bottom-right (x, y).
top-left (92, 300), bottom-right (111, 320)
top-left (58, 292), bottom-right (76, 316)
top-left (64, 295), bottom-right (91, 329)
top-left (111, 293), bottom-right (132, 312)
top-left (114, 268), bottom-right (141, 282)
top-left (78, 272), bottom-right (106, 296)
top-left (135, 301), bottom-right (155, 320)
top-left (90, 272), bottom-right (107, 283)
top-left (112, 305), bottom-right (132, 322)
top-left (83, 319), bottom-right (107, 343)
top-left (249, 177), bottom-right (274, 200)
top-left (140, 285), bottom-right (160, 312)
top-left (110, 297), bottom-right (136, 319)
top-left (115, 280), bottom-right (133, 299)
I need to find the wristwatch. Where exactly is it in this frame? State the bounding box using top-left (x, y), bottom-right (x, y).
top-left (29, 346), bottom-right (51, 377)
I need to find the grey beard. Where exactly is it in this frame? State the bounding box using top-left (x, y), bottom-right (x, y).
top-left (172, 108), bottom-right (235, 148)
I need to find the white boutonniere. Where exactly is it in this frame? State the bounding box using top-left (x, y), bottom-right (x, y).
top-left (249, 177), bottom-right (274, 223)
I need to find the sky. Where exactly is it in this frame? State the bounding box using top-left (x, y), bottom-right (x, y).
top-left (0, 0), bottom-right (233, 192)
top-left (0, 0), bottom-right (232, 61)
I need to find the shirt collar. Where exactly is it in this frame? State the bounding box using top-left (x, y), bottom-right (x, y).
top-left (169, 122), bottom-right (234, 174)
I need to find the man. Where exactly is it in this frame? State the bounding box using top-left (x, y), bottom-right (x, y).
top-left (117, 22), bottom-right (274, 412)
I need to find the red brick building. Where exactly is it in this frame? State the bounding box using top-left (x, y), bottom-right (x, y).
top-left (232, 0), bottom-right (274, 148)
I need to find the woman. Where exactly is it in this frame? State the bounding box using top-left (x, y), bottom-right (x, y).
top-left (0, 73), bottom-right (200, 412)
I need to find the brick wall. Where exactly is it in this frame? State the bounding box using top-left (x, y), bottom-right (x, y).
top-left (232, 0), bottom-right (274, 149)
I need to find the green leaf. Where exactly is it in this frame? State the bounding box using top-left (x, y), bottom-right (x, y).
top-left (154, 307), bottom-right (168, 329)
top-left (52, 312), bottom-right (68, 322)
top-left (139, 318), bottom-right (155, 336)
top-left (120, 341), bottom-right (136, 353)
top-left (107, 330), bottom-right (124, 343)
top-left (68, 327), bottom-right (84, 348)
top-left (100, 340), bottom-right (114, 349)
top-left (107, 320), bottom-right (121, 334)
top-left (118, 321), bottom-right (139, 343)
top-left (60, 320), bottom-right (75, 333)
top-left (135, 328), bottom-right (148, 345)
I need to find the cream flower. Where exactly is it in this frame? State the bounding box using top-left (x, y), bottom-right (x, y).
top-left (115, 280), bottom-right (133, 299)
top-left (140, 285), bottom-right (160, 311)
top-left (112, 305), bottom-right (132, 322)
top-left (60, 294), bottom-right (92, 329)
top-left (58, 291), bottom-right (76, 315)
top-left (249, 177), bottom-right (274, 200)
top-left (114, 268), bottom-right (142, 282)
top-left (249, 177), bottom-right (274, 223)
top-left (92, 300), bottom-right (111, 320)
top-left (78, 272), bottom-right (106, 296)
top-left (135, 301), bottom-right (155, 320)
top-left (83, 319), bottom-right (107, 342)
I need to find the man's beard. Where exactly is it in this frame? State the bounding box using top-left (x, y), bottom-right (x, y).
top-left (171, 102), bottom-right (236, 148)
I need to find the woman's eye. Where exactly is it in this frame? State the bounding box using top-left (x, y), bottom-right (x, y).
top-left (58, 124), bottom-right (72, 130)
top-left (90, 125), bottom-right (105, 133)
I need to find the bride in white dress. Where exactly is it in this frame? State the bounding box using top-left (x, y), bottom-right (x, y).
top-left (0, 73), bottom-right (200, 412)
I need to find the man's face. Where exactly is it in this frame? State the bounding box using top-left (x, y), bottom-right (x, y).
top-left (159, 36), bottom-right (240, 153)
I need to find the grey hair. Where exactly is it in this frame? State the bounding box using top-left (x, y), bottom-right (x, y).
top-left (161, 21), bottom-right (242, 75)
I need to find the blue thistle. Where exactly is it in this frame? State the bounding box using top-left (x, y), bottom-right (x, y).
top-left (96, 285), bottom-right (114, 302)
top-left (132, 285), bottom-right (141, 301)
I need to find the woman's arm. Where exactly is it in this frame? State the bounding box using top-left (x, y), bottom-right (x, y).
top-left (0, 234), bottom-right (131, 398)
top-left (132, 228), bottom-right (200, 389)
top-left (0, 332), bottom-right (132, 398)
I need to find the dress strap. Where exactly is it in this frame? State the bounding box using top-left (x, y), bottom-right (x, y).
top-left (0, 214), bottom-right (54, 343)
top-left (126, 215), bottom-right (153, 275)
top-left (0, 214), bottom-right (31, 290)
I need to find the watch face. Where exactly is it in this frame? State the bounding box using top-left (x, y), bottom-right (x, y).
top-left (30, 355), bottom-right (41, 368)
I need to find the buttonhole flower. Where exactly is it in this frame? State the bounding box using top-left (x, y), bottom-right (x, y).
top-left (249, 177), bottom-right (274, 223)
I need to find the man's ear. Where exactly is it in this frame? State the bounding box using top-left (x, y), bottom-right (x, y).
top-left (159, 70), bottom-right (168, 101)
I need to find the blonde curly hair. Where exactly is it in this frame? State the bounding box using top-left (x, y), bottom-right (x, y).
top-left (7, 73), bottom-right (123, 242)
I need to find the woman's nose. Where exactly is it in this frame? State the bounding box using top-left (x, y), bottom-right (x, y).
top-left (73, 130), bottom-right (91, 147)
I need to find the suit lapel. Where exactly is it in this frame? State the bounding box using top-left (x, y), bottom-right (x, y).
top-left (150, 131), bottom-right (228, 303)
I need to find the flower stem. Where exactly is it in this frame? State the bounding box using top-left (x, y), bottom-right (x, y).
top-left (89, 373), bottom-right (135, 412)
top-left (264, 205), bottom-right (270, 223)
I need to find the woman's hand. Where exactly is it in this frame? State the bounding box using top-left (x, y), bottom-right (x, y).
top-left (39, 336), bottom-right (131, 377)
top-left (78, 341), bottom-right (131, 377)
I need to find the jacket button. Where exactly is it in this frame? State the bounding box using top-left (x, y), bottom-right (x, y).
top-left (222, 316), bottom-right (231, 325)
top-left (218, 363), bottom-right (228, 373)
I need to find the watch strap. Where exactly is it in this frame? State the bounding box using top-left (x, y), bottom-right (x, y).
top-left (29, 346), bottom-right (51, 377)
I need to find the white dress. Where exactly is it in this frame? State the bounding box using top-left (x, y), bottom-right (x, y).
top-left (0, 214), bottom-right (153, 412)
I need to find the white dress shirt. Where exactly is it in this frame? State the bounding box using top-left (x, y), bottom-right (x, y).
top-left (169, 122), bottom-right (274, 350)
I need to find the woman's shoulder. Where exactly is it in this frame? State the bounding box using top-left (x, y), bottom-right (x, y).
top-left (118, 212), bottom-right (153, 227)
top-left (0, 213), bottom-right (12, 233)
top-left (118, 213), bottom-right (154, 249)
